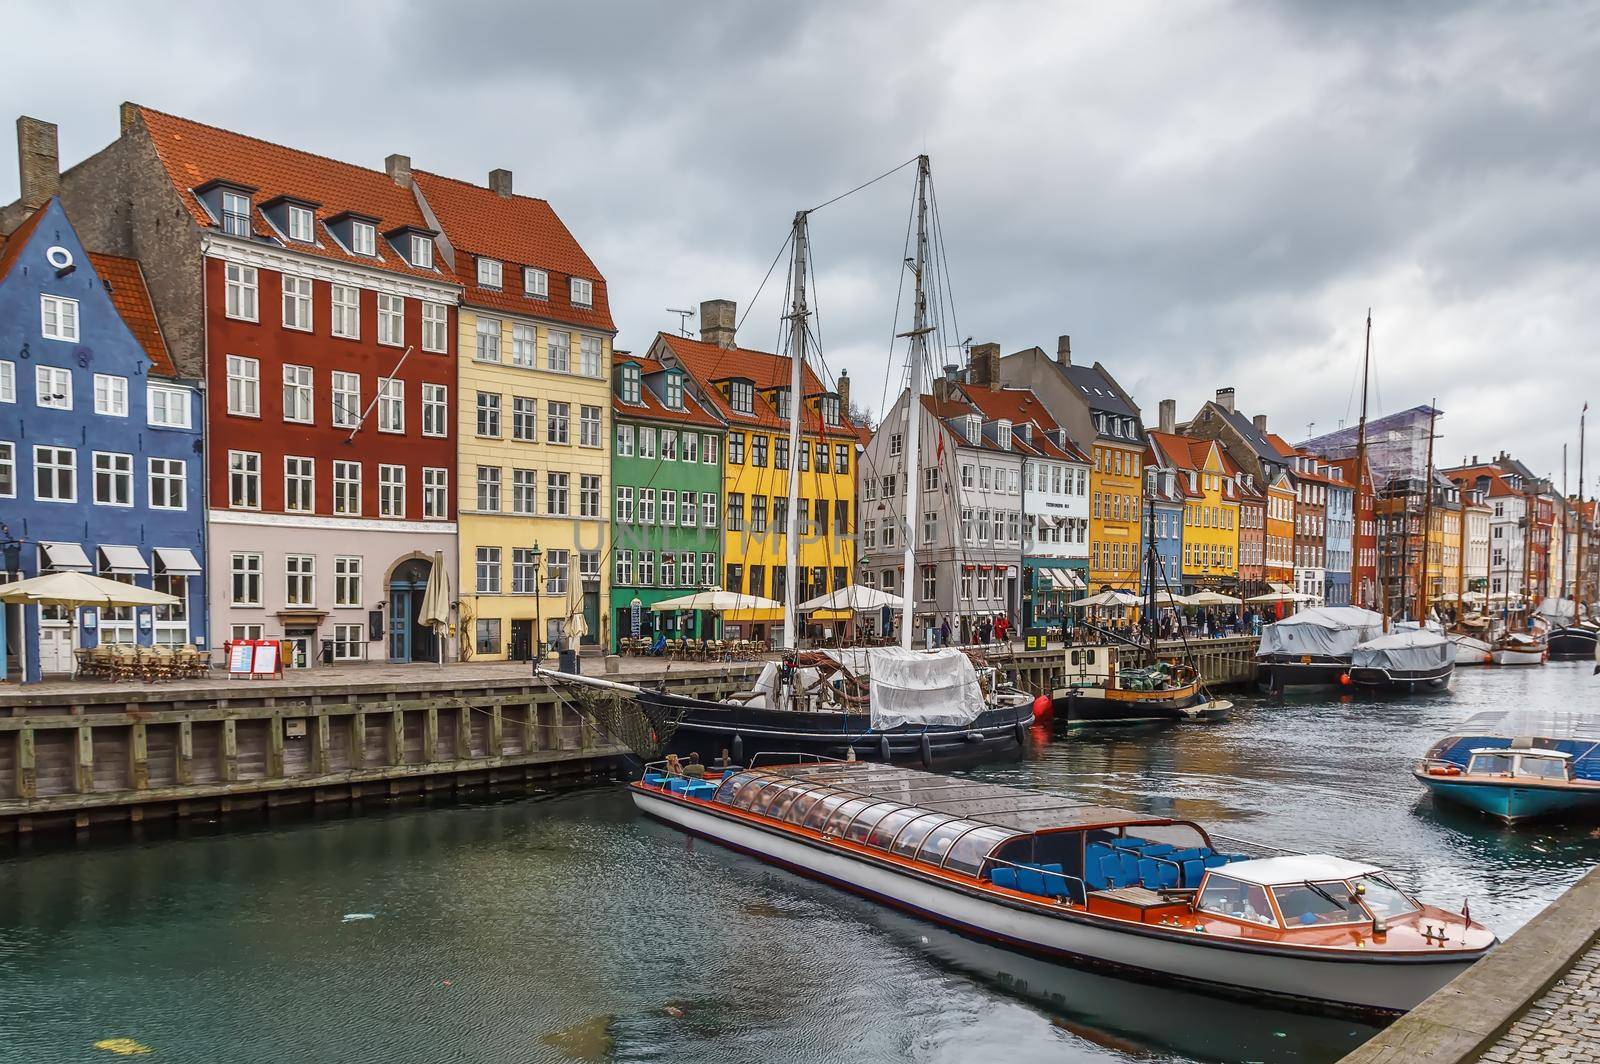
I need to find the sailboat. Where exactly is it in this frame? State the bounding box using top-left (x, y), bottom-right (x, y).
top-left (1549, 405), bottom-right (1597, 659)
top-left (540, 158), bottom-right (1036, 767)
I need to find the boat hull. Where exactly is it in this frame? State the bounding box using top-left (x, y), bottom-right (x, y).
top-left (1256, 657), bottom-right (1350, 691)
top-left (1490, 647), bottom-right (1546, 666)
top-left (1547, 626), bottom-right (1598, 660)
top-left (1347, 661), bottom-right (1454, 693)
top-left (1048, 683), bottom-right (1208, 728)
top-left (635, 789), bottom-right (1481, 1017)
top-left (1415, 773), bottom-right (1600, 824)
top-left (646, 688), bottom-right (1034, 768)
top-left (1450, 635), bottom-right (1493, 666)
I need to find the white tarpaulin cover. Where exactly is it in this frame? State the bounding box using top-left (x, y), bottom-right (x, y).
top-left (1537, 599), bottom-right (1580, 622)
top-left (1257, 606), bottom-right (1385, 659)
top-left (1351, 630), bottom-right (1453, 672)
top-left (820, 647), bottom-right (986, 731)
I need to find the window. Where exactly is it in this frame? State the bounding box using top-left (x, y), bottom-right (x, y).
top-left (477, 391), bottom-right (502, 437)
top-left (477, 257), bottom-right (503, 288)
top-left (511, 548), bottom-right (539, 594)
top-left (726, 494), bottom-right (742, 531)
top-left (730, 380), bottom-right (754, 414)
top-left (0, 360), bottom-right (12, 403)
top-left (379, 464), bottom-right (406, 517)
top-left (547, 472), bottom-right (569, 515)
top-left (324, 285), bottom-right (361, 341)
top-left (662, 490), bottom-right (677, 526)
top-left (423, 467), bottom-right (448, 519)
top-left (228, 450), bottom-right (259, 509)
top-left (287, 204), bottom-right (315, 242)
top-left (752, 435), bottom-right (768, 467)
top-left (836, 444), bottom-right (850, 473)
top-left (378, 294), bottom-right (404, 346)
top-left (774, 437), bottom-right (789, 469)
top-left (817, 443), bottom-right (830, 473)
top-left (475, 316), bottom-right (501, 362)
top-left (334, 556), bottom-right (363, 608)
top-left (524, 268), bottom-right (548, 298)
top-left (285, 555), bottom-right (315, 607)
top-left (703, 493), bottom-right (718, 527)
top-left (328, 371), bottom-right (360, 429)
top-left (682, 489), bottom-right (699, 527)
top-left (225, 263), bottom-right (258, 321)
top-left (231, 553), bottom-right (262, 606)
top-left (728, 432), bottom-right (744, 463)
top-left (474, 618), bottom-right (502, 656)
top-left (410, 234), bottom-right (433, 269)
top-left (547, 401), bottom-right (570, 444)
top-left (570, 278), bottom-right (593, 306)
top-left (640, 488), bottom-right (656, 523)
top-left (476, 466), bottom-right (502, 512)
top-left (513, 468), bottom-right (538, 514)
top-left (422, 383), bottom-right (448, 437)
top-left (922, 566), bottom-right (937, 601)
top-left (662, 430), bottom-right (679, 462)
top-left (580, 474), bottom-right (601, 518)
top-left (35, 366), bottom-right (71, 410)
top-left (351, 221), bottom-right (376, 256)
top-left (283, 456), bottom-right (314, 513)
top-left (615, 485), bottom-right (634, 522)
top-left (31, 445), bottom-right (74, 502)
top-left (332, 623), bottom-right (363, 660)
top-left (227, 355), bottom-right (259, 416)
top-left (615, 423), bottom-right (634, 456)
top-left (889, 433), bottom-right (903, 458)
top-left (333, 460), bottom-right (361, 515)
top-left (422, 302), bottom-right (449, 353)
top-left (547, 330), bottom-right (571, 372)
top-left (511, 323), bottom-right (538, 367)
top-left (221, 190), bottom-right (251, 237)
top-left (580, 335), bottom-right (603, 377)
top-left (282, 275), bottom-right (313, 331)
top-left (580, 405), bottom-right (602, 447)
top-left (1, 442), bottom-right (17, 496)
top-left (923, 511), bottom-right (938, 545)
top-left (679, 554), bottom-right (695, 588)
top-left (378, 378), bottom-right (404, 433)
top-left (89, 373), bottom-right (128, 417)
top-left (503, 396), bottom-right (534, 442)
top-left (619, 364), bottom-right (641, 404)
top-left (283, 364), bottom-right (314, 423)
top-left (706, 435), bottom-right (720, 464)
top-left (615, 550), bottom-right (634, 585)
top-left (470, 546), bottom-right (501, 594)
top-left (138, 383), bottom-right (188, 430)
top-left (545, 549), bottom-right (570, 594)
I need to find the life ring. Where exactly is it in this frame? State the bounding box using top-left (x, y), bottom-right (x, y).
top-left (1426, 764), bottom-right (1462, 777)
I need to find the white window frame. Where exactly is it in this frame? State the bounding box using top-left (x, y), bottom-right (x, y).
top-left (422, 383), bottom-right (448, 438)
top-left (228, 450), bottom-right (260, 510)
top-left (379, 464), bottom-right (406, 518)
top-left (580, 334), bottom-right (603, 377)
top-left (377, 293), bottom-right (404, 347)
top-left (333, 459), bottom-right (362, 516)
top-left (283, 455), bottom-right (315, 514)
top-left (148, 457), bottom-right (187, 510)
top-left (285, 554), bottom-right (316, 607)
top-left (579, 405), bottom-right (602, 448)
top-left (225, 263), bottom-right (259, 322)
top-left (410, 234), bottom-right (433, 269)
top-left (477, 257), bottom-right (503, 289)
top-left (0, 360), bottom-right (13, 403)
top-left (377, 378), bottom-right (405, 433)
top-left (92, 450), bottom-right (134, 507)
top-left (231, 553), bottom-right (263, 608)
top-left (331, 284), bottom-right (360, 339)
top-left (331, 370), bottom-right (360, 429)
top-left (282, 364), bottom-right (314, 424)
top-left (226, 355), bottom-right (259, 417)
top-left (41, 294), bottom-right (80, 342)
top-left (570, 277), bottom-right (593, 306)
top-left (33, 444), bottom-right (76, 503)
top-left (476, 317), bottom-right (502, 363)
top-left (351, 221), bottom-right (377, 257)
top-left (546, 330), bottom-right (571, 373)
top-left (93, 373), bottom-right (128, 417)
top-left (422, 302), bottom-right (449, 353)
top-left (524, 267), bottom-right (548, 298)
top-left (282, 274), bottom-right (313, 332)
top-left (36, 365), bottom-right (72, 410)
top-left (221, 191), bottom-right (252, 237)
top-left (147, 383), bottom-right (192, 428)
top-left (511, 323), bottom-right (537, 367)
top-left (423, 467), bottom-right (449, 520)
top-left (287, 204), bottom-right (315, 242)
top-left (0, 441), bottom-right (16, 499)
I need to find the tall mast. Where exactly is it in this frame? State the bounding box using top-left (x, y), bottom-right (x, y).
top-left (899, 155), bottom-right (932, 651)
top-left (1417, 400), bottom-right (1438, 623)
top-left (782, 210), bottom-right (809, 652)
top-left (1357, 310), bottom-right (1379, 614)
top-left (1576, 405), bottom-right (1587, 618)
top-left (1144, 479), bottom-right (1158, 666)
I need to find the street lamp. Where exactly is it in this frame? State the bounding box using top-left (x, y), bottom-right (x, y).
top-left (528, 540), bottom-right (543, 669)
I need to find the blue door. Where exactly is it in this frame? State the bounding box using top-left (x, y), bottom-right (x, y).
top-left (389, 588), bottom-right (412, 662)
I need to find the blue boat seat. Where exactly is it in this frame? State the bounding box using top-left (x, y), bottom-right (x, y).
top-left (1118, 852), bottom-right (1142, 885)
top-left (1112, 837), bottom-right (1150, 852)
top-left (1142, 843), bottom-right (1176, 858)
top-left (1182, 859), bottom-right (1204, 886)
top-left (1039, 863), bottom-right (1070, 898)
top-left (685, 781), bottom-right (718, 800)
top-left (1085, 843), bottom-right (1114, 888)
top-left (991, 867), bottom-right (1018, 890)
top-left (1139, 857), bottom-right (1180, 890)
top-left (1017, 866), bottom-right (1047, 895)
top-left (1203, 855), bottom-right (1229, 869)
top-left (643, 771), bottom-right (666, 786)
top-left (667, 778), bottom-right (691, 794)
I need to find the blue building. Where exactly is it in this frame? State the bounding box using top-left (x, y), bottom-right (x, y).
top-left (0, 199), bottom-right (206, 681)
top-left (1142, 455), bottom-right (1185, 598)
top-left (1324, 472), bottom-right (1354, 607)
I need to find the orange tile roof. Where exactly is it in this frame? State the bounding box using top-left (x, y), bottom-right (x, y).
top-left (135, 106), bottom-right (455, 284)
top-left (612, 352), bottom-right (722, 430)
top-left (88, 251), bottom-right (175, 377)
top-left (0, 206), bottom-right (48, 282)
top-left (657, 333), bottom-right (859, 440)
top-left (411, 170), bottom-right (614, 332)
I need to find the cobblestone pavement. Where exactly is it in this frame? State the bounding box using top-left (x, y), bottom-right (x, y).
top-left (1479, 943), bottom-right (1600, 1064)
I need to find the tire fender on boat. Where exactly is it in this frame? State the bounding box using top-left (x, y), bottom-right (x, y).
top-left (920, 733), bottom-right (933, 767)
top-left (1014, 721), bottom-right (1028, 747)
top-left (731, 735), bottom-right (744, 765)
top-left (879, 734), bottom-right (892, 762)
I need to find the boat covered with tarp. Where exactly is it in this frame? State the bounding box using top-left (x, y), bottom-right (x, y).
top-left (1257, 607), bottom-right (1385, 690)
top-left (635, 759), bottom-right (1494, 1016)
top-left (1415, 709), bottom-right (1600, 823)
top-left (1348, 630), bottom-right (1454, 692)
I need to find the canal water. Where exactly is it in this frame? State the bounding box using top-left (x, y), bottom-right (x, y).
top-left (2, 662), bottom-right (1597, 1064)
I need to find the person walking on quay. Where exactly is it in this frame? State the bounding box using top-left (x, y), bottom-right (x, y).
top-left (994, 613), bottom-right (1010, 645)
top-left (939, 616), bottom-right (951, 648)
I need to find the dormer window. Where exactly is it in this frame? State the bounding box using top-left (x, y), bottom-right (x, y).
top-left (525, 268), bottom-right (548, 298)
top-left (665, 371), bottom-right (685, 410)
top-left (222, 190), bottom-right (252, 237)
top-left (729, 380), bottom-right (755, 415)
top-left (620, 364), bottom-right (641, 405)
top-left (996, 419), bottom-right (1012, 450)
top-left (287, 205), bottom-right (314, 242)
top-left (351, 221), bottom-right (376, 256)
top-left (410, 234), bottom-right (433, 269)
top-left (1121, 417), bottom-right (1133, 438)
top-left (820, 395), bottom-right (840, 426)
top-left (774, 388), bottom-right (791, 421)
top-left (478, 257), bottom-right (503, 289)
top-left (571, 278), bottom-right (593, 307)
top-left (965, 415), bottom-right (981, 442)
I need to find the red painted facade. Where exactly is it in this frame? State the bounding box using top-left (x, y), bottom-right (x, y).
top-left (204, 257), bottom-right (456, 521)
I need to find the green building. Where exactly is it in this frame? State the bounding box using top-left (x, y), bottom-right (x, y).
top-left (609, 352), bottom-right (726, 649)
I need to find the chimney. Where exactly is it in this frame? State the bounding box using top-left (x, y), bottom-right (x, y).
top-left (1253, 413), bottom-right (1268, 434)
top-left (385, 153), bottom-right (412, 188)
top-left (942, 362), bottom-right (960, 382)
top-left (1057, 335), bottom-right (1072, 364)
top-left (1472, 454), bottom-right (1479, 465)
top-left (699, 298), bottom-right (737, 349)
top-left (837, 369), bottom-right (851, 415)
top-left (1215, 387), bottom-right (1236, 414)
top-left (119, 101), bottom-right (142, 135)
top-left (969, 342), bottom-right (1001, 390)
top-left (16, 116), bottom-right (59, 216)
top-left (1158, 399), bottom-right (1176, 435)
top-left (488, 168), bottom-right (513, 198)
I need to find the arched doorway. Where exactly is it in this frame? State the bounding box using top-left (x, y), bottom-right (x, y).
top-left (387, 555), bottom-right (435, 663)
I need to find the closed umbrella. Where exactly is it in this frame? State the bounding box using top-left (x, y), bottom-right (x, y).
top-left (417, 551), bottom-right (451, 665)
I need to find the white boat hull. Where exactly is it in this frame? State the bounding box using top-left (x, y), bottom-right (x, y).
top-left (634, 790), bottom-right (1477, 1015)
top-left (1491, 647), bottom-right (1545, 666)
top-left (1451, 635), bottom-right (1492, 666)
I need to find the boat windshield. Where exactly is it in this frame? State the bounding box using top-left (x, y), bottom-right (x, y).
top-left (1351, 875), bottom-right (1419, 919)
top-left (1467, 752), bottom-right (1515, 776)
top-left (1271, 881), bottom-right (1367, 927)
top-left (1514, 754), bottom-right (1570, 781)
top-left (1196, 875), bottom-right (1275, 926)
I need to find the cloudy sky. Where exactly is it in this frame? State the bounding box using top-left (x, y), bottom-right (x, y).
top-left (5, 1), bottom-right (1596, 485)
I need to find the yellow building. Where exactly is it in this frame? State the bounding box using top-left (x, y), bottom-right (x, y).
top-left (1150, 432), bottom-right (1240, 591)
top-left (652, 301), bottom-right (860, 642)
top-left (414, 169), bottom-right (615, 660)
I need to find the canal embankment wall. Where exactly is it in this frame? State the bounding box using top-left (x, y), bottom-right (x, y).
top-left (1340, 862), bottom-right (1600, 1064)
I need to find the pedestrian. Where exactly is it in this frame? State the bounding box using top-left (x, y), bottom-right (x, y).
top-left (939, 616), bottom-right (951, 648)
top-left (994, 614), bottom-right (1009, 644)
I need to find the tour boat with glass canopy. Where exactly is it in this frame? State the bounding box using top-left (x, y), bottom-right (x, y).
top-left (634, 759), bottom-right (1494, 1016)
top-left (1416, 709), bottom-right (1600, 823)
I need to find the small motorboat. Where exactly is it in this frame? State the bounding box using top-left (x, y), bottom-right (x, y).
top-left (1415, 710), bottom-right (1600, 823)
top-left (1347, 630), bottom-right (1455, 693)
top-left (1490, 632), bottom-right (1547, 666)
top-left (1050, 645), bottom-right (1230, 727)
top-left (1256, 606), bottom-right (1385, 690)
top-left (636, 759), bottom-right (1495, 1017)
top-left (1449, 632), bottom-right (1493, 666)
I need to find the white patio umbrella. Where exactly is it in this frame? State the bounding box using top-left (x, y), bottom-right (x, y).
top-left (797, 584), bottom-right (904, 612)
top-left (1185, 590), bottom-right (1244, 608)
top-left (1069, 590), bottom-right (1139, 609)
top-left (1245, 590), bottom-right (1314, 604)
top-left (0, 572), bottom-right (180, 684)
top-left (417, 550), bottom-right (451, 666)
top-left (1149, 589), bottom-right (1188, 608)
top-left (649, 587), bottom-right (785, 612)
